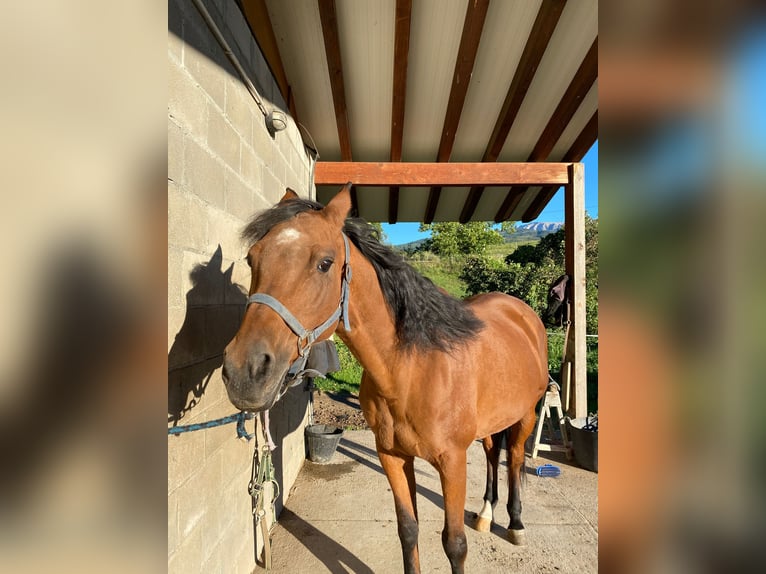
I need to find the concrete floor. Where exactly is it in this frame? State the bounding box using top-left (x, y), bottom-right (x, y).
top-left (266, 430), bottom-right (597, 573)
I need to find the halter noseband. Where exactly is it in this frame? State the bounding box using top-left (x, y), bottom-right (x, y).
top-left (246, 233), bottom-right (352, 400)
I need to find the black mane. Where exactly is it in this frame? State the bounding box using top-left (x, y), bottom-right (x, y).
top-left (242, 198), bottom-right (484, 352)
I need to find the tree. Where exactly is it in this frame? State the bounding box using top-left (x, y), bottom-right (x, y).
top-left (461, 217), bottom-right (598, 334)
top-left (418, 222), bottom-right (504, 257)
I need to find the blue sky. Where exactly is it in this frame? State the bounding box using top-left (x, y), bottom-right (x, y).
top-left (382, 141), bottom-right (598, 245)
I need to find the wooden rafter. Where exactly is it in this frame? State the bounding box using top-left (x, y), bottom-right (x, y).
top-left (317, 0), bottom-right (357, 209)
top-left (521, 111), bottom-right (597, 222)
top-left (388, 0), bottom-right (413, 224)
top-left (423, 0), bottom-right (490, 224)
top-left (239, 0), bottom-right (294, 116)
top-left (494, 37), bottom-right (598, 222)
top-left (459, 0), bottom-right (566, 223)
top-left (315, 162), bottom-right (570, 187)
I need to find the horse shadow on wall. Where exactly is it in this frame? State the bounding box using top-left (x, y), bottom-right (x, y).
top-left (168, 246), bottom-right (246, 424)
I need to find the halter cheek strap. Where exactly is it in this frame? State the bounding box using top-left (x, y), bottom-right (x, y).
top-left (245, 233), bottom-right (352, 398)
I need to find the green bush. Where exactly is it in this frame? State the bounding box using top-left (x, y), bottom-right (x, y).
top-left (314, 338), bottom-right (362, 394)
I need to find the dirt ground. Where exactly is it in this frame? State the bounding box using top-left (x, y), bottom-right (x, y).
top-left (311, 390), bottom-right (369, 430)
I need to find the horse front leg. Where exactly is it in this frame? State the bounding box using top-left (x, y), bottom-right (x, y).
top-left (437, 451), bottom-right (469, 574)
top-left (475, 432), bottom-right (502, 532)
top-left (378, 450), bottom-right (420, 574)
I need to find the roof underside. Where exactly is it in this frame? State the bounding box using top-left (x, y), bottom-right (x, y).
top-left (245, 0), bottom-right (597, 223)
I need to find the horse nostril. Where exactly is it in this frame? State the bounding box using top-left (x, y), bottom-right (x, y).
top-left (249, 353), bottom-right (274, 379)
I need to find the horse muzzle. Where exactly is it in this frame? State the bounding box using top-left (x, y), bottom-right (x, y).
top-left (221, 342), bottom-right (289, 412)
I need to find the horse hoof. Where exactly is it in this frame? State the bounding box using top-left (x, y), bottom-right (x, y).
top-left (508, 529), bottom-right (526, 545)
top-left (474, 516), bottom-right (492, 532)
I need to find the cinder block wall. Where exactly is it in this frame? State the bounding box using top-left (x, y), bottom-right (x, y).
top-left (168, 1), bottom-right (313, 572)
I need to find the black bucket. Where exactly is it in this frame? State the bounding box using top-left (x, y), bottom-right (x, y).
top-left (566, 417), bottom-right (598, 472)
top-left (305, 424), bottom-right (344, 463)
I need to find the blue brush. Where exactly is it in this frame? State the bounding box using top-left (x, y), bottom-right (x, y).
top-left (535, 464), bottom-right (561, 477)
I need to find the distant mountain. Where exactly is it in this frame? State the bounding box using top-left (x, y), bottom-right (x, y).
top-left (392, 222), bottom-right (562, 250)
top-left (516, 222), bottom-right (563, 233)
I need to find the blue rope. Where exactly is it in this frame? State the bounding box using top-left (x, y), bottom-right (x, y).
top-left (168, 411), bottom-right (255, 440)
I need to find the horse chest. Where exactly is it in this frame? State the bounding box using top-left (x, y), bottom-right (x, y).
top-left (364, 397), bottom-right (432, 459)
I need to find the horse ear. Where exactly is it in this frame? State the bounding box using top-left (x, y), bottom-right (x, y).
top-left (278, 188), bottom-right (300, 204)
top-left (323, 182), bottom-right (352, 227)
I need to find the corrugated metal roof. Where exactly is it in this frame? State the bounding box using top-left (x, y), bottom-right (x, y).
top-left (247, 0), bottom-right (597, 222)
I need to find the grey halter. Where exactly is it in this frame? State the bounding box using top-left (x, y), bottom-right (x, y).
top-left (246, 233), bottom-right (352, 399)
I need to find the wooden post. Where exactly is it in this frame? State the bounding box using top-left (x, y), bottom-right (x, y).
top-left (565, 163), bottom-right (587, 419)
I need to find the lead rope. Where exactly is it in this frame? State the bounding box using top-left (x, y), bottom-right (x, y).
top-left (249, 411), bottom-right (279, 569)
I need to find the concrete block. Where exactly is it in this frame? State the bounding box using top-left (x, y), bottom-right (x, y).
top-left (167, 247), bottom-right (184, 310)
top-left (261, 167), bottom-right (283, 206)
top-left (185, 41), bottom-right (227, 111)
top-left (176, 450), bottom-right (223, 539)
top-left (167, 305), bottom-right (207, 369)
top-left (219, 428), bottom-right (253, 479)
top-left (204, 208), bottom-right (245, 263)
top-left (167, 488), bottom-right (179, 555)
top-left (202, 304), bottom-right (240, 369)
top-left (168, 356), bottom-right (224, 424)
top-left (168, 23), bottom-right (183, 63)
top-left (181, 249), bottom-right (224, 306)
top-left (168, 117), bottom-right (184, 186)
top-left (225, 79), bottom-right (255, 143)
top-left (168, 425), bottom-right (205, 493)
top-left (224, 169), bottom-right (255, 222)
top-left (251, 112), bottom-right (274, 164)
top-left (227, 4), bottom-right (255, 69)
top-left (168, 304), bottom-right (187, 353)
top-left (168, 182), bottom-right (191, 249)
top-left (234, 532), bottom-right (256, 574)
top-left (168, 521), bottom-right (203, 574)
top-left (239, 142), bottom-right (260, 188)
top-left (207, 105), bottom-right (241, 173)
top-left (168, 57), bottom-right (208, 142)
top-left (229, 259), bottom-right (251, 295)
top-left (185, 136), bottom-right (225, 210)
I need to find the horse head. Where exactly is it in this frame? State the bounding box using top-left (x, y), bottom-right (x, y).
top-left (222, 185), bottom-right (352, 412)
top-left (542, 274), bottom-right (570, 328)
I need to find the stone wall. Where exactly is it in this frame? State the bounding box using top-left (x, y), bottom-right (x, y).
top-left (168, 1), bottom-right (313, 572)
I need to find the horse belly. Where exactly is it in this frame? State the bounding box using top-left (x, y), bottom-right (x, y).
top-left (470, 300), bottom-right (548, 437)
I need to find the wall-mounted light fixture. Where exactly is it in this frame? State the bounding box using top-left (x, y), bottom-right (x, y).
top-left (267, 109), bottom-right (287, 133)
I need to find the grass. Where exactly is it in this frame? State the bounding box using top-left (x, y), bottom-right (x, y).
top-left (409, 260), bottom-right (468, 298)
top-left (313, 339), bottom-right (362, 395)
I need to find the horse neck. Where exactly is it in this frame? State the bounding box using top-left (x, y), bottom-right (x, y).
top-left (335, 244), bottom-right (400, 383)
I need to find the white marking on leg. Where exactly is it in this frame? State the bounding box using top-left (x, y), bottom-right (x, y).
top-left (478, 500), bottom-right (493, 521)
top-left (475, 500), bottom-right (493, 532)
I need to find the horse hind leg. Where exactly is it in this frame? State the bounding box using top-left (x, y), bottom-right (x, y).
top-left (506, 408), bottom-right (536, 545)
top-left (475, 432), bottom-right (503, 532)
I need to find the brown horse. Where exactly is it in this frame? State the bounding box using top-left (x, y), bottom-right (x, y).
top-left (222, 185), bottom-right (548, 573)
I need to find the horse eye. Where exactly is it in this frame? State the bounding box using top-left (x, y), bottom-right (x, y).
top-left (317, 258), bottom-right (334, 273)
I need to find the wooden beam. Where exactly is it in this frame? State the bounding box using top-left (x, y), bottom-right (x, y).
top-left (315, 162), bottom-right (570, 186)
top-left (494, 38), bottom-right (598, 222)
top-left (240, 0), bottom-right (291, 106)
top-left (521, 111), bottom-right (597, 222)
top-left (564, 163), bottom-right (587, 419)
top-left (317, 0), bottom-right (357, 209)
top-left (388, 0), bottom-right (412, 224)
top-left (424, 0), bottom-right (490, 224)
top-left (388, 185), bottom-right (400, 224)
top-left (460, 0), bottom-right (566, 223)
